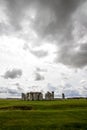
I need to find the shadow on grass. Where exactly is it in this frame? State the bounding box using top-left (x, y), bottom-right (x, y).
top-left (0, 105), bottom-right (33, 110)
top-left (62, 122), bottom-right (87, 130)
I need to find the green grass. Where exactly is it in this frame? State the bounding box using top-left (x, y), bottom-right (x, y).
top-left (0, 99), bottom-right (87, 130)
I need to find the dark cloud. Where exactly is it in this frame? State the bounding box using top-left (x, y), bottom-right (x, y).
top-left (4, 0), bottom-right (29, 31)
top-left (56, 41), bottom-right (87, 68)
top-left (1, 0), bottom-right (87, 68)
top-left (2, 69), bottom-right (22, 79)
top-left (35, 72), bottom-right (44, 81)
top-left (4, 0), bottom-right (84, 35)
top-left (33, 0), bottom-right (84, 37)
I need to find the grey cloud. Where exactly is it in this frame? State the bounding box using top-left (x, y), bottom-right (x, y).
top-left (64, 89), bottom-right (81, 97)
top-left (13, 83), bottom-right (24, 91)
top-left (30, 49), bottom-right (48, 58)
top-left (83, 86), bottom-right (87, 90)
top-left (13, 83), bottom-right (20, 87)
top-left (0, 87), bottom-right (7, 93)
top-left (74, 69), bottom-right (78, 73)
top-left (56, 41), bottom-right (87, 68)
top-left (17, 87), bottom-right (24, 92)
top-left (34, 67), bottom-right (47, 81)
top-left (23, 43), bottom-right (29, 50)
top-left (0, 87), bottom-right (20, 95)
top-left (23, 43), bottom-right (48, 58)
top-left (33, 0), bottom-right (84, 37)
top-left (54, 1), bottom-right (87, 68)
top-left (4, 0), bottom-right (84, 35)
top-left (31, 0), bottom-right (87, 68)
top-left (36, 67), bottom-right (47, 72)
top-left (0, 0), bottom-right (33, 34)
top-left (2, 69), bottom-right (22, 79)
top-left (2, 0), bottom-right (87, 68)
top-left (35, 72), bottom-right (44, 81)
top-left (62, 83), bottom-right (81, 97)
top-left (7, 88), bottom-right (19, 94)
top-left (4, 0), bottom-right (29, 31)
top-left (60, 73), bottom-right (70, 80)
top-left (47, 83), bottom-right (57, 92)
top-left (0, 23), bottom-right (8, 35)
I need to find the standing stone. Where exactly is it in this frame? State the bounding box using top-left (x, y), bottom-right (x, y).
top-left (22, 93), bottom-right (26, 100)
top-left (62, 93), bottom-right (65, 99)
top-left (45, 91), bottom-right (54, 100)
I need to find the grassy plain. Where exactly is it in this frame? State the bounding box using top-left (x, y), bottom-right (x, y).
top-left (0, 99), bottom-right (87, 130)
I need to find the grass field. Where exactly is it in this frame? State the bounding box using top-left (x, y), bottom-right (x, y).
top-left (0, 99), bottom-right (87, 130)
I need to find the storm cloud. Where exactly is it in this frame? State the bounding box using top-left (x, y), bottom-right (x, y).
top-left (3, 69), bottom-right (22, 79)
top-left (1, 0), bottom-right (87, 68)
top-left (4, 0), bottom-right (84, 34)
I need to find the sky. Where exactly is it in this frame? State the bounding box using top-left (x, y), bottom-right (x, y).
top-left (0, 0), bottom-right (87, 98)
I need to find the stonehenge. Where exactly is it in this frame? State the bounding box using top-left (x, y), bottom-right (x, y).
top-left (22, 91), bottom-right (54, 101)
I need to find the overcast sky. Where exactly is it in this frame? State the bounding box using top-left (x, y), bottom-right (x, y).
top-left (0, 0), bottom-right (87, 98)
